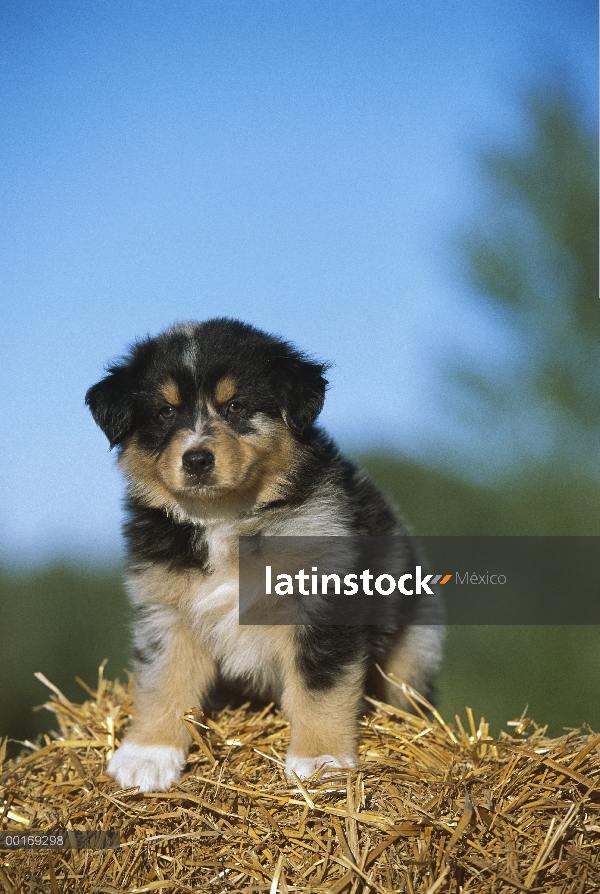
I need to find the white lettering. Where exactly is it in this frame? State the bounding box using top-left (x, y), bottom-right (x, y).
top-left (343, 573), bottom-right (358, 595)
top-left (294, 569), bottom-right (310, 596)
top-left (275, 574), bottom-right (294, 596)
top-left (360, 569), bottom-right (374, 595)
top-left (399, 573), bottom-right (413, 595)
top-left (322, 573), bottom-right (341, 594)
top-left (416, 565), bottom-right (433, 595)
top-left (375, 573), bottom-right (396, 595)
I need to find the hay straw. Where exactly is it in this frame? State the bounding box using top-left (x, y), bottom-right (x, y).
top-left (1, 667), bottom-right (598, 892)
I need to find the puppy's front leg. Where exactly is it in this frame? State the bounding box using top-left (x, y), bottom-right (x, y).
top-left (281, 663), bottom-right (364, 780)
top-left (108, 604), bottom-right (216, 792)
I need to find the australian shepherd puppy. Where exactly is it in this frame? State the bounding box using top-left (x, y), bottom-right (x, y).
top-left (86, 318), bottom-right (443, 791)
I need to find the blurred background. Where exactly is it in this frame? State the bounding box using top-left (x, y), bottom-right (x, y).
top-left (1, 1), bottom-right (598, 752)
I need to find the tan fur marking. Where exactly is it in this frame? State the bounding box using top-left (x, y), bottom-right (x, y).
top-left (155, 428), bottom-right (200, 491)
top-left (124, 563), bottom-right (219, 750)
top-left (201, 417), bottom-right (298, 500)
top-left (160, 378), bottom-right (181, 407)
top-left (378, 625), bottom-right (444, 711)
top-left (118, 437), bottom-right (177, 510)
top-left (214, 376), bottom-right (238, 405)
top-left (281, 663), bottom-right (365, 761)
top-left (127, 563), bottom-right (208, 610)
top-left (127, 626), bottom-right (217, 750)
top-left (210, 422), bottom-right (254, 487)
top-left (253, 424), bottom-right (298, 504)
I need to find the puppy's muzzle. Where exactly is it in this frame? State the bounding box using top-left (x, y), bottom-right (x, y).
top-left (182, 448), bottom-right (215, 483)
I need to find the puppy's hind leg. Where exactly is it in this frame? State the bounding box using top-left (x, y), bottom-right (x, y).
top-left (108, 604), bottom-right (216, 792)
top-left (378, 623), bottom-right (444, 711)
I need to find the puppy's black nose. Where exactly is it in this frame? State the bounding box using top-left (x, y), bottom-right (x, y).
top-left (182, 449), bottom-right (215, 477)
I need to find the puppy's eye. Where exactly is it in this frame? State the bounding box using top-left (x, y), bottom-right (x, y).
top-left (226, 400), bottom-right (245, 416)
top-left (159, 405), bottom-right (176, 420)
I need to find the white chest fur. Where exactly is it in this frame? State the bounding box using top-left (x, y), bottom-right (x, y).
top-left (127, 516), bottom-right (291, 698)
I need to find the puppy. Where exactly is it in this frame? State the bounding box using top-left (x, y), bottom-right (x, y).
top-left (86, 319), bottom-right (443, 791)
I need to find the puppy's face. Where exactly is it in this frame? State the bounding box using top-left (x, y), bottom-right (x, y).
top-left (86, 320), bottom-right (328, 511)
top-left (119, 369), bottom-right (295, 508)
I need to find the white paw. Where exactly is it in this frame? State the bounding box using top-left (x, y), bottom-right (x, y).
top-left (107, 742), bottom-right (186, 792)
top-left (285, 753), bottom-right (357, 780)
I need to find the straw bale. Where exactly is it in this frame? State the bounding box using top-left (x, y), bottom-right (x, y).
top-left (1, 666), bottom-right (599, 893)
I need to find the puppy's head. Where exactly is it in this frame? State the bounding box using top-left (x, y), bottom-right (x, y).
top-left (86, 319), bottom-right (328, 510)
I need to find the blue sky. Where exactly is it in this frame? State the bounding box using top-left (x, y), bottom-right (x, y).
top-left (1, 1), bottom-right (597, 559)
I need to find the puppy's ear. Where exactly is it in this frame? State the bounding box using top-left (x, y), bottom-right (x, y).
top-left (272, 355), bottom-right (329, 436)
top-left (85, 365), bottom-right (135, 448)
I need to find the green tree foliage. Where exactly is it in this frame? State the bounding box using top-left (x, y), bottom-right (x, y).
top-left (458, 88), bottom-right (599, 470)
